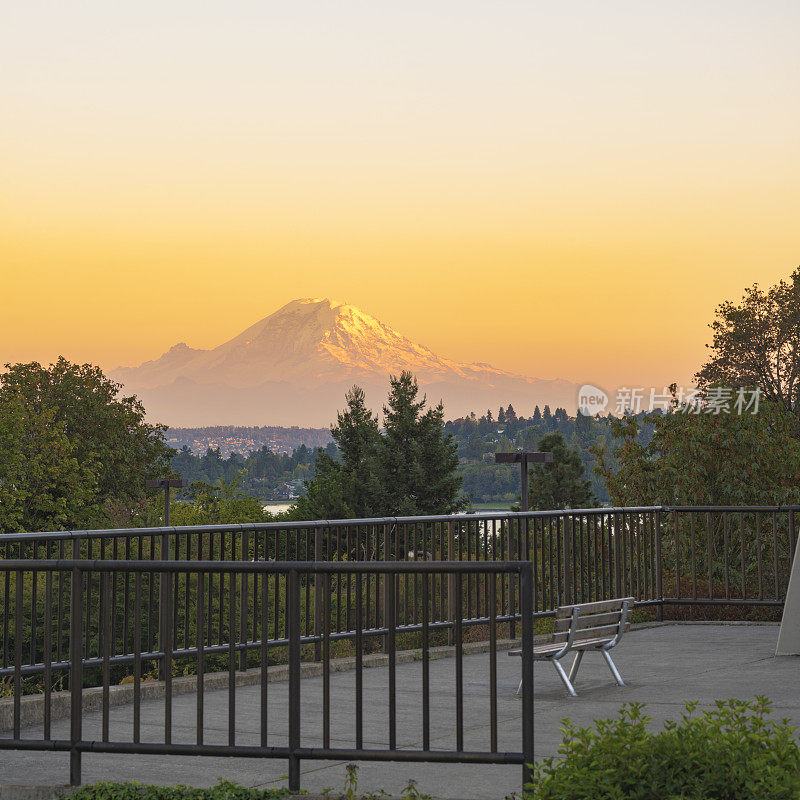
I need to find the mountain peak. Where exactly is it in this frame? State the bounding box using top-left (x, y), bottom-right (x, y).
top-left (111, 297), bottom-right (582, 425)
top-left (274, 297), bottom-right (347, 314)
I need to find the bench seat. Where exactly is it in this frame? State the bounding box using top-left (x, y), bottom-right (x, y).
top-left (510, 597), bottom-right (633, 697)
top-left (509, 635), bottom-right (620, 660)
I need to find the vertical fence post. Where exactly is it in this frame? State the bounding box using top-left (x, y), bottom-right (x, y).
top-left (381, 523), bottom-right (390, 650)
top-left (613, 512), bottom-right (623, 597)
top-left (508, 517), bottom-right (518, 639)
top-left (287, 568), bottom-right (301, 792)
top-left (239, 528), bottom-right (250, 671)
top-left (447, 521), bottom-right (457, 645)
top-left (519, 562), bottom-right (534, 792)
top-left (158, 526), bottom-right (172, 681)
top-left (69, 566), bottom-right (84, 786)
top-left (562, 515), bottom-right (573, 606)
top-left (655, 510), bottom-right (664, 620)
top-left (386, 568), bottom-right (397, 749)
top-left (313, 527), bottom-right (324, 662)
top-left (163, 562), bottom-right (174, 744)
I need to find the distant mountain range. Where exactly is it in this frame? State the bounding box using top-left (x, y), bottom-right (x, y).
top-left (112, 298), bottom-right (582, 426)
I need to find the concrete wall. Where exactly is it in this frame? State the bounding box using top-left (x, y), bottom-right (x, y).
top-left (776, 544), bottom-right (800, 655)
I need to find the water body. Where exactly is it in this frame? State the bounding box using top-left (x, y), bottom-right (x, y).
top-left (263, 502), bottom-right (294, 515)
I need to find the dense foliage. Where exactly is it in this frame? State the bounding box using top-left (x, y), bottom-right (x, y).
top-left (529, 697), bottom-right (800, 800)
top-left (292, 372), bottom-right (465, 519)
top-left (448, 406), bottom-right (622, 505)
top-left (171, 443), bottom-right (325, 501)
top-left (162, 477), bottom-right (275, 526)
top-left (167, 404), bottom-right (614, 510)
top-left (595, 390), bottom-right (800, 506)
top-left (0, 358), bottom-right (173, 531)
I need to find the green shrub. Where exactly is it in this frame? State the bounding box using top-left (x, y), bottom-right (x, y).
top-left (528, 697), bottom-right (800, 800)
top-left (67, 779), bottom-right (298, 799)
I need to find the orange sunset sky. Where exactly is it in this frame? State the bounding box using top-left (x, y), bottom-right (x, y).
top-left (2, 1), bottom-right (799, 393)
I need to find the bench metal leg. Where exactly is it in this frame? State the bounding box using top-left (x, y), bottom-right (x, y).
top-left (552, 658), bottom-right (578, 697)
top-left (601, 648), bottom-right (625, 686)
top-left (568, 650), bottom-right (584, 683)
top-left (516, 658), bottom-right (578, 697)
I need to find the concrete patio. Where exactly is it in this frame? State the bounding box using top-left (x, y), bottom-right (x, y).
top-left (0, 623), bottom-right (796, 799)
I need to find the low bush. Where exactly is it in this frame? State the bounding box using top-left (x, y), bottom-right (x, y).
top-left (67, 780), bottom-right (297, 799)
top-left (66, 769), bottom-right (431, 800)
top-left (528, 696), bottom-right (800, 800)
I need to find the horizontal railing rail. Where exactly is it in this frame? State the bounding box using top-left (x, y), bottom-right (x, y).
top-left (0, 560), bottom-right (535, 792)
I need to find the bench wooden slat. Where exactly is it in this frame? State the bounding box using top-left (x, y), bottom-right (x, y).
top-left (552, 622), bottom-right (629, 644)
top-left (510, 625), bottom-right (631, 659)
top-left (555, 597), bottom-right (634, 618)
top-left (509, 644), bottom-right (569, 658)
top-left (571, 636), bottom-right (618, 650)
top-left (554, 611), bottom-right (622, 632)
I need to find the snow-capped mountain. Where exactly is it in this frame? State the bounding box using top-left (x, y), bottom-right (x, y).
top-left (112, 298), bottom-right (581, 426)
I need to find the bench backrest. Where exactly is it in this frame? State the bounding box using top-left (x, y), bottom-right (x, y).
top-left (551, 597), bottom-right (634, 646)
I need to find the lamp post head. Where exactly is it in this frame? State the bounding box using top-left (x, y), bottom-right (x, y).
top-left (494, 452), bottom-right (553, 514)
top-left (146, 478), bottom-right (188, 489)
top-left (494, 451), bottom-right (554, 464)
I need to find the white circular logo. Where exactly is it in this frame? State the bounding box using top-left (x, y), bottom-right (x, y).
top-left (577, 384), bottom-right (608, 416)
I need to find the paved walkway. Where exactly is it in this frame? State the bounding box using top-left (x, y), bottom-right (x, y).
top-left (0, 624), bottom-right (797, 799)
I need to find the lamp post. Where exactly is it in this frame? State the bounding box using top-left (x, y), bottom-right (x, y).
top-left (145, 477), bottom-right (187, 527)
top-left (494, 451), bottom-right (553, 512)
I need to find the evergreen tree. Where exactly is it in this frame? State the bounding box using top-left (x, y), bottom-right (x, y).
top-left (532, 405), bottom-right (542, 425)
top-left (575, 409), bottom-right (593, 443)
top-left (331, 386), bottom-right (381, 518)
top-left (293, 385), bottom-right (380, 520)
top-left (377, 372), bottom-right (464, 516)
top-left (497, 406), bottom-right (506, 424)
top-left (292, 449), bottom-right (356, 520)
top-left (542, 405), bottom-right (553, 426)
top-left (528, 432), bottom-right (596, 510)
top-left (506, 403), bottom-right (517, 423)
top-left (294, 373), bottom-right (464, 520)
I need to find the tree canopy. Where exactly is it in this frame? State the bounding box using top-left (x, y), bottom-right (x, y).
top-left (0, 358), bottom-right (173, 531)
top-left (594, 392), bottom-right (800, 507)
top-left (292, 372), bottom-right (465, 520)
top-left (527, 432), bottom-right (596, 510)
top-left (696, 266), bottom-right (800, 423)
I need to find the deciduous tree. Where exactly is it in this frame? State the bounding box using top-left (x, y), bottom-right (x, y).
top-left (0, 358), bottom-right (173, 530)
top-left (696, 267), bottom-right (800, 425)
top-left (594, 391), bottom-right (800, 506)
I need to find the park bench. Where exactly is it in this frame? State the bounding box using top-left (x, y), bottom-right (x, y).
top-left (509, 596), bottom-right (633, 697)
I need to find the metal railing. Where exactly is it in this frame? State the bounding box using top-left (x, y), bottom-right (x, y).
top-left (0, 506), bottom-right (796, 789)
top-left (0, 507), bottom-right (795, 684)
top-left (0, 559), bottom-right (535, 792)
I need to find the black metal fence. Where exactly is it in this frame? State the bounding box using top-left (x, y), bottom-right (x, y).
top-left (0, 507), bottom-right (794, 666)
top-left (0, 559), bottom-right (535, 792)
top-left (0, 506), bottom-right (795, 790)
